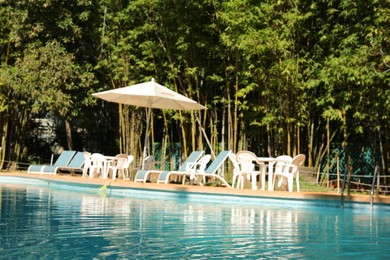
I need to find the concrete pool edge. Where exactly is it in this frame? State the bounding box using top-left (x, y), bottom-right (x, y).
top-left (1, 171), bottom-right (390, 210)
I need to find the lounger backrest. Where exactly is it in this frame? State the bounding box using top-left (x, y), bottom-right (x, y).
top-left (205, 150), bottom-right (231, 174)
top-left (178, 151), bottom-right (204, 171)
top-left (67, 151), bottom-right (86, 168)
top-left (53, 150), bottom-right (76, 167)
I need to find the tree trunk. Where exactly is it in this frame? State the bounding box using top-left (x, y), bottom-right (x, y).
top-left (151, 110), bottom-right (155, 156)
top-left (326, 118), bottom-right (330, 188)
top-left (267, 126), bottom-right (272, 157)
top-left (342, 110), bottom-right (351, 195)
top-left (227, 82), bottom-right (233, 152)
top-left (287, 122), bottom-right (291, 155)
top-left (308, 120), bottom-right (314, 167)
top-left (221, 109), bottom-right (226, 151)
top-left (191, 112), bottom-right (196, 152)
top-left (161, 110), bottom-right (169, 169)
top-left (65, 119), bottom-right (73, 150)
top-left (0, 117), bottom-right (8, 170)
top-left (233, 75), bottom-right (238, 151)
top-left (124, 105), bottom-right (129, 154)
top-left (179, 110), bottom-right (187, 159)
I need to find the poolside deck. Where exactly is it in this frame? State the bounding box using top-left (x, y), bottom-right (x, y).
top-left (2, 171), bottom-right (390, 205)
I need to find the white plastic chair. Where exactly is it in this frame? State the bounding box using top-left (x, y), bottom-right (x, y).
top-left (229, 153), bottom-right (244, 189)
top-left (89, 153), bottom-right (106, 178)
top-left (123, 155), bottom-right (134, 180)
top-left (273, 154), bottom-right (305, 192)
top-left (236, 151), bottom-right (265, 190)
top-left (106, 154), bottom-right (128, 180)
top-left (185, 154), bottom-right (212, 184)
top-left (82, 151), bottom-right (91, 177)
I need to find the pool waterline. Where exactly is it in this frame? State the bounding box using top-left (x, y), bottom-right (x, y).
top-left (1, 173), bottom-right (389, 212)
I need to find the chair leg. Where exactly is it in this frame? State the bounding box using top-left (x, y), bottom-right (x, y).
top-left (232, 175), bottom-right (236, 189)
top-left (82, 166), bottom-right (89, 177)
top-left (237, 175), bottom-right (244, 189)
top-left (261, 172), bottom-right (266, 190)
top-left (296, 173), bottom-right (300, 192)
top-left (123, 169), bottom-right (129, 180)
top-left (277, 177), bottom-right (284, 189)
top-left (112, 168), bottom-right (117, 180)
top-left (288, 175), bottom-right (293, 192)
top-left (260, 165), bottom-right (266, 190)
top-left (89, 167), bottom-right (95, 178)
top-left (251, 174), bottom-right (257, 190)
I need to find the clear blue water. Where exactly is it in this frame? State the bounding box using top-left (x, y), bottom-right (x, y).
top-left (1, 179), bottom-right (390, 259)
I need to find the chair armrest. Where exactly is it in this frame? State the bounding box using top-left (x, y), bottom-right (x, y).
top-left (186, 162), bottom-right (200, 172)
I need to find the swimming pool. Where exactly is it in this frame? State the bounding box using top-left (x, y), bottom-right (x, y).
top-left (1, 177), bottom-right (389, 259)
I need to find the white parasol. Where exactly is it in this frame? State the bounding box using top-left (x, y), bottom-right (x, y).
top-left (92, 78), bottom-right (206, 168)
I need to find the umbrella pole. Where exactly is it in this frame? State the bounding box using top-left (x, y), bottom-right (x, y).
top-left (195, 114), bottom-right (215, 159)
top-left (142, 107), bottom-right (152, 169)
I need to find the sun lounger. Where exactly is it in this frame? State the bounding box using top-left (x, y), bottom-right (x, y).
top-left (157, 151), bottom-right (232, 185)
top-left (189, 150), bottom-right (232, 188)
top-left (41, 151), bottom-right (86, 175)
top-left (135, 151), bottom-right (204, 183)
top-left (27, 150), bottom-right (76, 174)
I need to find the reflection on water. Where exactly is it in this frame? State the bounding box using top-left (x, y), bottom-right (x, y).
top-left (1, 184), bottom-right (390, 259)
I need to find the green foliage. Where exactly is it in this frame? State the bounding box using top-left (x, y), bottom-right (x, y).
top-left (0, 0), bottom-right (388, 170)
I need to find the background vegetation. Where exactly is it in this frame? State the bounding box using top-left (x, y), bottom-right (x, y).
top-left (0, 0), bottom-right (388, 180)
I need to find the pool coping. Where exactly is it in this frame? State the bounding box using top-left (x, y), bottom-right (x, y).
top-left (1, 171), bottom-right (390, 208)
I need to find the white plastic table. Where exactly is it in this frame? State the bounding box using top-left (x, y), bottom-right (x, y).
top-left (102, 156), bottom-right (116, 179)
top-left (257, 157), bottom-right (277, 191)
top-left (257, 157), bottom-right (293, 191)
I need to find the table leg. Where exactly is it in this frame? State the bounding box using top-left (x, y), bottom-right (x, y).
top-left (102, 161), bottom-right (109, 179)
top-left (268, 162), bottom-right (276, 191)
top-left (260, 164), bottom-right (266, 190)
top-left (251, 172), bottom-right (257, 190)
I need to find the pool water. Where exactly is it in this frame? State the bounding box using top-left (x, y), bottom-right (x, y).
top-left (1, 182), bottom-right (390, 259)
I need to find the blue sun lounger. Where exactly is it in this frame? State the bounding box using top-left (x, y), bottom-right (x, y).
top-left (157, 151), bottom-right (231, 187)
top-left (41, 151), bottom-right (86, 175)
top-left (27, 150), bottom-right (76, 174)
top-left (134, 151), bottom-right (204, 183)
top-left (190, 150), bottom-right (232, 188)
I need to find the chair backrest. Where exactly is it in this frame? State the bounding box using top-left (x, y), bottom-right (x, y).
top-left (83, 151), bottom-right (91, 159)
top-left (204, 150), bottom-right (231, 174)
top-left (53, 150), bottom-right (76, 167)
top-left (276, 155), bottom-right (293, 163)
top-left (274, 155), bottom-right (293, 173)
top-left (178, 151), bottom-right (204, 171)
top-left (115, 154), bottom-right (128, 168)
top-left (228, 153), bottom-right (241, 175)
top-left (115, 154), bottom-right (128, 159)
top-left (116, 157), bottom-right (128, 169)
top-left (125, 155), bottom-right (134, 168)
top-left (82, 152), bottom-right (91, 175)
top-left (236, 151), bottom-right (257, 173)
top-left (91, 153), bottom-right (105, 166)
top-left (67, 151), bottom-right (85, 168)
top-left (292, 154), bottom-right (306, 168)
top-left (196, 154), bottom-right (212, 173)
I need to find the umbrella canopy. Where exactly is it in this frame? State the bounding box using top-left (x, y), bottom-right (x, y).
top-left (92, 78), bottom-right (206, 169)
top-left (92, 78), bottom-right (206, 110)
